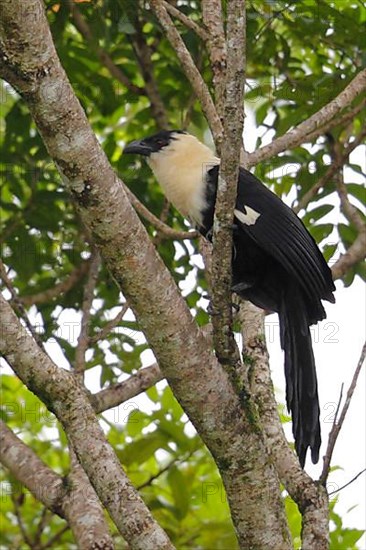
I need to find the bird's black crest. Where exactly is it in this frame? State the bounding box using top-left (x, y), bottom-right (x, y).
top-left (124, 130), bottom-right (186, 156)
top-left (143, 130), bottom-right (186, 151)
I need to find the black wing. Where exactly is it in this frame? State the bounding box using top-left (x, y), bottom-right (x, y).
top-left (205, 166), bottom-right (335, 306)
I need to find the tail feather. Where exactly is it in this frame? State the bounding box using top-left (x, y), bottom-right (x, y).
top-left (279, 286), bottom-right (321, 467)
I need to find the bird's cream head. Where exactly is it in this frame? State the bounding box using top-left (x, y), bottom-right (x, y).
top-left (124, 130), bottom-right (219, 224)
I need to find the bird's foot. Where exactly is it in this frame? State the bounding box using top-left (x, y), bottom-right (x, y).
top-left (202, 293), bottom-right (240, 315)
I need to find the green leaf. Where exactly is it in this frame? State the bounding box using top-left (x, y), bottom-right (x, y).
top-left (308, 223), bottom-right (333, 243)
top-left (119, 433), bottom-right (169, 466)
top-left (167, 466), bottom-right (190, 519)
top-left (322, 243), bottom-right (338, 263)
top-left (303, 204), bottom-right (334, 224)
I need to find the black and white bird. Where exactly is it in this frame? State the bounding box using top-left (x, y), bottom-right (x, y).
top-left (124, 130), bottom-right (336, 467)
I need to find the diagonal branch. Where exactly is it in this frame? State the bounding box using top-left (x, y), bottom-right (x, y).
top-left (0, 295), bottom-right (174, 550)
top-left (335, 132), bottom-right (366, 233)
top-left (89, 301), bottom-right (129, 345)
top-left (247, 69), bottom-right (366, 167)
top-left (238, 302), bottom-right (328, 549)
top-left (74, 250), bottom-right (100, 374)
top-left (202, 0), bottom-right (227, 120)
top-left (0, 259), bottom-right (45, 350)
top-left (91, 363), bottom-right (164, 413)
top-left (320, 341), bottom-right (366, 486)
top-left (123, 183), bottom-right (199, 240)
top-left (0, 420), bottom-right (115, 549)
top-left (331, 230), bottom-right (366, 280)
top-left (67, 448), bottom-right (116, 549)
top-left (149, 0), bottom-right (223, 141)
top-left (162, 1), bottom-right (208, 41)
top-left (302, 98), bottom-right (365, 145)
top-left (19, 260), bottom-right (90, 306)
top-left (294, 129), bottom-right (366, 213)
top-left (0, 2), bottom-right (302, 546)
top-left (210, 0), bottom-right (245, 365)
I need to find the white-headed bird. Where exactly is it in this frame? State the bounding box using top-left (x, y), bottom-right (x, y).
top-left (124, 130), bottom-right (336, 467)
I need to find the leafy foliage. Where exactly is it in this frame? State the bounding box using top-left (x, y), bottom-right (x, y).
top-left (0, 0), bottom-right (365, 547)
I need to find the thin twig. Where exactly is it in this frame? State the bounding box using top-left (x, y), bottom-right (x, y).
top-left (136, 450), bottom-right (196, 490)
top-left (19, 260), bottom-right (90, 306)
top-left (320, 341), bottom-right (366, 486)
top-left (123, 184), bottom-right (199, 240)
top-left (328, 468), bottom-right (366, 496)
top-left (0, 259), bottom-right (45, 350)
top-left (131, 20), bottom-right (169, 129)
top-left (332, 383), bottom-right (344, 432)
top-left (136, 458), bottom-right (178, 490)
top-left (91, 363), bottom-right (164, 413)
top-left (74, 251), bottom-right (100, 373)
top-left (202, 0), bottom-right (227, 123)
top-left (89, 302), bottom-right (129, 345)
top-left (40, 525), bottom-right (69, 550)
top-left (303, 99), bottom-right (365, 144)
top-left (12, 496), bottom-right (34, 548)
top-left (149, 0), bottom-right (223, 141)
top-left (163, 1), bottom-right (208, 41)
top-left (294, 131), bottom-right (365, 213)
top-left (335, 132), bottom-right (366, 233)
top-left (210, 0), bottom-right (245, 365)
top-left (34, 507), bottom-right (49, 546)
top-left (247, 69), bottom-right (366, 167)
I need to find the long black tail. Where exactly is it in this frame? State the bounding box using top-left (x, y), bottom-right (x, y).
top-left (279, 285), bottom-right (321, 467)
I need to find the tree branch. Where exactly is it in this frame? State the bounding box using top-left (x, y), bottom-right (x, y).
top-left (91, 363), bottom-right (164, 413)
top-left (247, 69), bottom-right (366, 167)
top-left (123, 184), bottom-right (199, 240)
top-left (294, 129), bottom-right (366, 213)
top-left (238, 302), bottom-right (328, 550)
top-left (202, 0), bottom-right (227, 121)
top-left (0, 420), bottom-right (115, 549)
top-left (302, 98), bottom-right (365, 145)
top-left (74, 251), bottom-right (100, 374)
top-left (211, 0), bottom-right (245, 365)
top-left (67, 448), bottom-right (115, 549)
top-left (335, 133), bottom-right (366, 233)
top-left (0, 3), bottom-right (304, 546)
top-left (0, 295), bottom-right (174, 550)
top-left (330, 130), bottom-right (366, 280)
top-left (320, 341), bottom-right (366, 486)
top-left (89, 301), bottom-right (129, 345)
top-left (148, 0), bottom-right (223, 141)
top-left (331, 229), bottom-right (366, 280)
top-left (19, 260), bottom-right (90, 306)
top-left (162, 1), bottom-right (208, 41)
top-left (328, 468), bottom-right (366, 496)
top-left (0, 259), bottom-right (45, 350)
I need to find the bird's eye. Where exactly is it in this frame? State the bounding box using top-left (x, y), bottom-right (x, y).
top-left (155, 139), bottom-right (166, 146)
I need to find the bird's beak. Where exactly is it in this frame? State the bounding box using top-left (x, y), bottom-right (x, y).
top-left (123, 139), bottom-right (153, 157)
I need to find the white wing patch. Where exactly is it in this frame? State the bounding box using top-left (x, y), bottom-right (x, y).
top-left (234, 206), bottom-right (261, 226)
